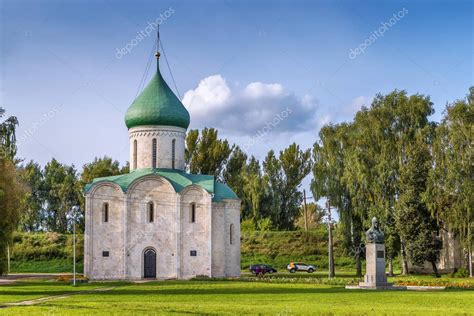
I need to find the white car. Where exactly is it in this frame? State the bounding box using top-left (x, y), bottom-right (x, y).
top-left (287, 262), bottom-right (315, 273)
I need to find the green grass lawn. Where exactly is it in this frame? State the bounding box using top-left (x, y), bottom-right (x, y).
top-left (0, 279), bottom-right (110, 304)
top-left (0, 278), bottom-right (473, 315)
top-left (9, 259), bottom-right (83, 274)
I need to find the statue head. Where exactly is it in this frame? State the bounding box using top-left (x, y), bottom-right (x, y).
top-left (372, 217), bottom-right (379, 229)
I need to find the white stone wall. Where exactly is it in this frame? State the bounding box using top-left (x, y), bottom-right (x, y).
top-left (126, 176), bottom-right (179, 279)
top-left (179, 186), bottom-right (213, 278)
top-left (85, 176), bottom-right (241, 280)
top-left (211, 203), bottom-right (226, 277)
top-left (129, 125), bottom-right (186, 171)
top-left (224, 200), bottom-right (241, 277)
top-left (84, 183), bottom-right (125, 280)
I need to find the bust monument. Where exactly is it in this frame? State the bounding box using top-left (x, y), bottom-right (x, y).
top-left (366, 217), bottom-right (385, 244)
top-left (347, 216), bottom-right (406, 290)
top-left (359, 217), bottom-right (391, 288)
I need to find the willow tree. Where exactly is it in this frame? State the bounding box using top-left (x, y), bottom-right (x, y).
top-left (425, 87), bottom-right (474, 277)
top-left (398, 130), bottom-right (442, 276)
top-left (342, 91), bottom-right (434, 275)
top-left (264, 143), bottom-right (312, 230)
top-left (0, 108), bottom-right (18, 160)
top-left (0, 107), bottom-right (23, 275)
top-left (312, 123), bottom-right (362, 276)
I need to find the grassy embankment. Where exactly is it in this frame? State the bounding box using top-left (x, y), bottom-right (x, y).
top-left (9, 228), bottom-right (360, 274)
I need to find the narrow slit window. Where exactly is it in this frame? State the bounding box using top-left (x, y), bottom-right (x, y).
top-left (103, 203), bottom-right (109, 223)
top-left (147, 202), bottom-right (154, 223)
top-left (133, 139), bottom-right (138, 170)
top-left (191, 203), bottom-right (196, 223)
top-left (171, 139), bottom-right (176, 169)
top-left (152, 138), bottom-right (157, 168)
top-left (230, 224), bottom-right (234, 245)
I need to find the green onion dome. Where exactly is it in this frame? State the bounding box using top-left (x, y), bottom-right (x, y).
top-left (125, 56), bottom-right (190, 129)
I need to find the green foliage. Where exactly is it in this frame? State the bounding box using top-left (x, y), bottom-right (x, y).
top-left (0, 159), bottom-right (25, 275)
top-left (396, 131), bottom-right (442, 275)
top-left (185, 130), bottom-right (312, 231)
top-left (80, 156), bottom-right (127, 185)
top-left (42, 159), bottom-right (82, 233)
top-left (240, 218), bottom-right (255, 232)
top-left (10, 232), bottom-right (83, 261)
top-left (311, 123), bottom-right (362, 274)
top-left (450, 267), bottom-right (469, 278)
top-left (240, 229), bottom-right (353, 270)
top-left (310, 90), bottom-right (446, 275)
top-left (264, 144), bottom-right (312, 230)
top-left (294, 203), bottom-right (325, 230)
top-left (185, 128), bottom-right (233, 180)
top-left (0, 107), bottom-right (18, 159)
top-left (256, 217), bottom-right (272, 231)
top-left (18, 161), bottom-right (45, 231)
top-left (0, 108), bottom-right (23, 275)
top-left (10, 258), bottom-right (83, 273)
top-left (425, 87), bottom-right (473, 276)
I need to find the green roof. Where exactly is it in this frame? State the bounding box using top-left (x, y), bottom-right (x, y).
top-left (125, 60), bottom-right (190, 129)
top-left (84, 168), bottom-right (238, 202)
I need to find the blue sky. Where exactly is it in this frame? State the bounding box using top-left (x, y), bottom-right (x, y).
top-left (1, 0), bottom-right (472, 199)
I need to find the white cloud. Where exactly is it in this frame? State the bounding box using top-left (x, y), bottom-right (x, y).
top-left (182, 75), bottom-right (231, 119)
top-left (243, 82), bottom-right (285, 98)
top-left (182, 75), bottom-right (320, 136)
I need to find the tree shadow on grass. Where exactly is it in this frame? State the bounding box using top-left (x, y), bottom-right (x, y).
top-left (94, 286), bottom-right (378, 297)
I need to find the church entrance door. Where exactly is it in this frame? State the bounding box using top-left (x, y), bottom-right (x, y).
top-left (144, 248), bottom-right (156, 278)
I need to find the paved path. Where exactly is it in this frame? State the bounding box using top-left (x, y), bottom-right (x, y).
top-left (0, 273), bottom-right (70, 285)
top-left (1, 286), bottom-right (115, 307)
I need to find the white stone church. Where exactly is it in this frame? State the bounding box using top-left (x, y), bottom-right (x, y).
top-left (84, 52), bottom-right (241, 280)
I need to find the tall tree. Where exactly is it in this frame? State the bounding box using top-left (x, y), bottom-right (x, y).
top-left (0, 107), bottom-right (23, 275)
top-left (241, 156), bottom-right (267, 222)
top-left (185, 128), bottom-right (233, 180)
top-left (223, 146), bottom-right (247, 202)
top-left (80, 156), bottom-right (126, 185)
top-left (42, 159), bottom-right (81, 233)
top-left (397, 131), bottom-right (442, 276)
top-left (0, 108), bottom-right (18, 160)
top-left (312, 123), bottom-right (362, 275)
top-left (425, 87), bottom-right (474, 277)
top-left (343, 91), bottom-right (434, 275)
top-left (295, 202), bottom-right (325, 230)
top-left (18, 161), bottom-right (45, 231)
top-left (264, 143), bottom-right (312, 230)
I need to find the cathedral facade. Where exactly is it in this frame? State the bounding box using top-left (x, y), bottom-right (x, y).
top-left (84, 52), bottom-right (241, 280)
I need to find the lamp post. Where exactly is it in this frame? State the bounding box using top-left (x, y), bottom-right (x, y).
top-left (70, 206), bottom-right (80, 286)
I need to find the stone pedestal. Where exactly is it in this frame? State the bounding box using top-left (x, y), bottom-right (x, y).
top-left (359, 243), bottom-right (392, 289)
top-left (346, 217), bottom-right (406, 290)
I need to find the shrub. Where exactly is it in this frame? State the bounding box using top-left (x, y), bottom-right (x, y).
top-left (450, 267), bottom-right (469, 278)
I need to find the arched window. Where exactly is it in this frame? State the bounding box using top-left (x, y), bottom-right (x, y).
top-left (133, 139), bottom-right (138, 170)
top-left (102, 203), bottom-right (109, 223)
top-left (190, 203), bottom-right (196, 223)
top-left (230, 224), bottom-right (234, 245)
top-left (171, 139), bottom-right (176, 169)
top-left (147, 202), bottom-right (154, 223)
top-left (152, 138), bottom-right (157, 168)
